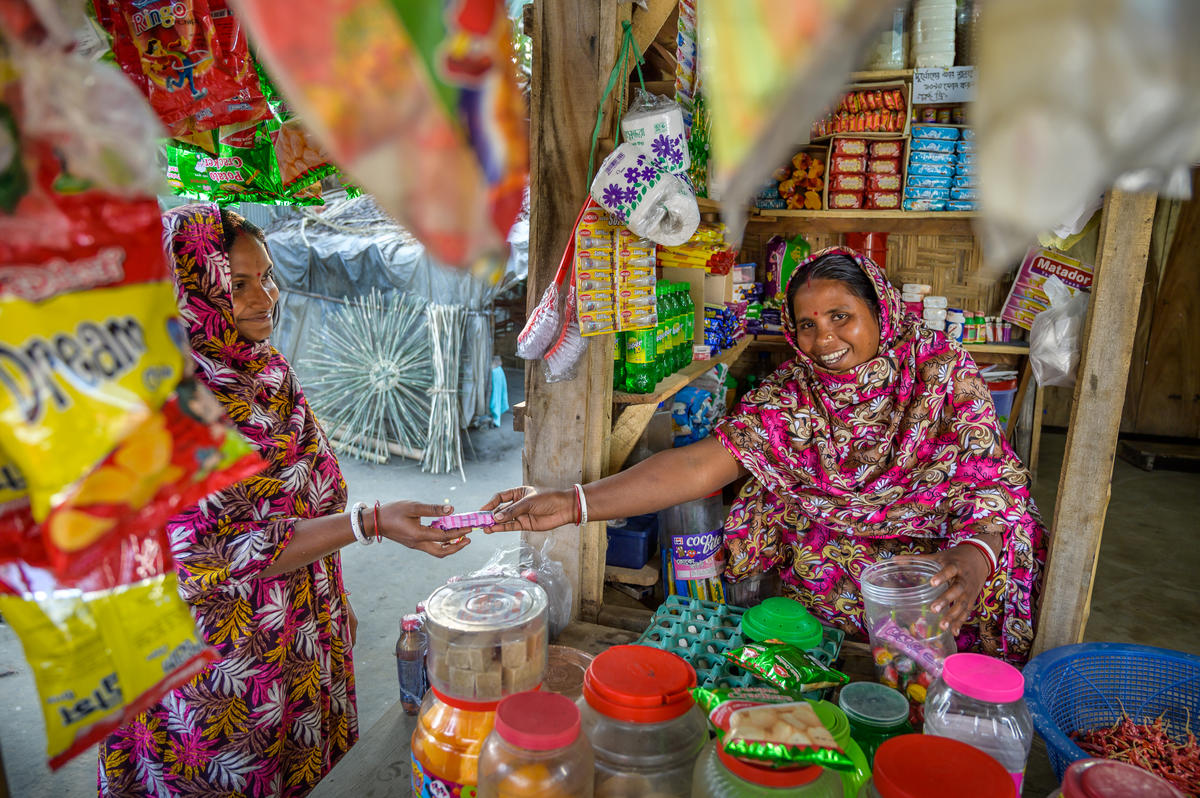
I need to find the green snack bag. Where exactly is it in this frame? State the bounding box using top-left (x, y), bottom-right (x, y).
top-left (692, 686), bottom-right (855, 771)
top-left (724, 640), bottom-right (848, 697)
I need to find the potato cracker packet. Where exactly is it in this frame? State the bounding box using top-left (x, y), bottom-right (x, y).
top-left (724, 641), bottom-right (849, 697)
top-left (693, 686), bottom-right (854, 771)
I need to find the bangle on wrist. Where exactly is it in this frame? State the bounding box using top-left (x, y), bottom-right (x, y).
top-left (960, 537), bottom-right (998, 576)
top-left (573, 483), bottom-right (589, 526)
top-left (350, 501), bottom-right (373, 545)
top-left (373, 501), bottom-right (382, 543)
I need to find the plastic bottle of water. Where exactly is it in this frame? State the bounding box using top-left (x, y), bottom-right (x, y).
top-left (396, 613), bottom-right (428, 715)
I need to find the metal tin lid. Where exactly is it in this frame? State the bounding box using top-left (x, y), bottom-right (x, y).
top-left (740, 597), bottom-right (823, 651)
top-left (425, 576), bottom-right (548, 635)
top-left (838, 681), bottom-right (910, 728)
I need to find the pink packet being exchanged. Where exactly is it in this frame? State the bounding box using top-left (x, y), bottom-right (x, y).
top-left (431, 511), bottom-right (496, 531)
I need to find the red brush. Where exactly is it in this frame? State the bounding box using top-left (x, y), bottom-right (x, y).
top-left (516, 198), bottom-right (593, 360)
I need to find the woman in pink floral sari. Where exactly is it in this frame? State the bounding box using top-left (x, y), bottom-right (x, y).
top-left (98, 204), bottom-right (469, 797)
top-left (487, 246), bottom-right (1047, 664)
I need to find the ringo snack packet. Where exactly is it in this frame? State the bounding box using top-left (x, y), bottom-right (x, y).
top-left (724, 640), bottom-right (849, 697)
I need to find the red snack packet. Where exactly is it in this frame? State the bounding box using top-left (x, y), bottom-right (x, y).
top-left (866, 191), bottom-right (901, 210)
top-left (829, 191), bottom-right (864, 209)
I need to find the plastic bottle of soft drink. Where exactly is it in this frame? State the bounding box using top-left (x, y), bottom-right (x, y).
top-left (613, 331), bottom-right (626, 391)
top-left (672, 284), bottom-right (687, 370)
top-left (397, 613), bottom-right (428, 715)
top-left (680, 285), bottom-right (695, 367)
top-left (624, 323), bottom-right (656, 393)
top-left (664, 284), bottom-right (679, 372)
top-left (654, 282), bottom-right (669, 382)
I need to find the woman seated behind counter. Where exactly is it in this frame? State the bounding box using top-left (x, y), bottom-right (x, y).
top-left (486, 246), bottom-right (1048, 664)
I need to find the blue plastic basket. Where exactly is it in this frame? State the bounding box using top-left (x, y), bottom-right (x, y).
top-left (1023, 642), bottom-right (1200, 781)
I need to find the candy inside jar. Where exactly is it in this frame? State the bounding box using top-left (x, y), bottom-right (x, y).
top-left (860, 558), bottom-right (958, 726)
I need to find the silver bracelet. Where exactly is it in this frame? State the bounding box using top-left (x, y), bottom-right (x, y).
top-left (349, 501), bottom-right (373, 545)
top-left (574, 483), bottom-right (589, 526)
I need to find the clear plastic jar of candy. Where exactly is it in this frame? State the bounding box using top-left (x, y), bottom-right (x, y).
top-left (860, 559), bottom-right (957, 722)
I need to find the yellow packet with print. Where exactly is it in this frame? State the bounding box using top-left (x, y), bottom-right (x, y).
top-left (0, 573), bottom-right (216, 769)
top-left (0, 192), bottom-right (184, 520)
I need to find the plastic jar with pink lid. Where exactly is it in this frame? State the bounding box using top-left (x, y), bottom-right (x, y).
top-left (922, 653), bottom-right (1034, 792)
top-left (477, 691), bottom-right (594, 798)
top-left (1046, 758), bottom-right (1186, 798)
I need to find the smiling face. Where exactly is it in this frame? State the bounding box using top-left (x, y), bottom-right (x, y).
top-left (228, 232), bottom-right (279, 343)
top-left (791, 278), bottom-right (881, 372)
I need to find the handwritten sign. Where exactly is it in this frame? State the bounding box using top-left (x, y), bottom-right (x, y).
top-left (912, 66), bottom-right (977, 104)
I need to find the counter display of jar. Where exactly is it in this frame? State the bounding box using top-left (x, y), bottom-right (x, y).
top-left (691, 739), bottom-right (844, 798)
top-left (579, 645), bottom-right (709, 798)
top-left (860, 559), bottom-right (957, 724)
top-left (425, 575), bottom-right (549, 703)
top-left (856, 734), bottom-right (1016, 797)
top-left (477, 691), bottom-right (594, 798)
top-left (836, 681), bottom-right (912, 767)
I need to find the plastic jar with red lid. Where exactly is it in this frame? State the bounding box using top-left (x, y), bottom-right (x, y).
top-left (577, 645), bottom-right (709, 797)
top-left (691, 739), bottom-right (844, 797)
top-left (1047, 758), bottom-right (1186, 798)
top-left (477, 691), bottom-right (594, 798)
top-left (856, 734), bottom-right (1016, 797)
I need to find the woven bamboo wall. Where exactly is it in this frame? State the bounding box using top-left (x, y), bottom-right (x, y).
top-left (738, 225), bottom-right (1010, 316)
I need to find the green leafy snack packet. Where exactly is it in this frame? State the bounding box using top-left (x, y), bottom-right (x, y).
top-left (692, 686), bottom-right (855, 771)
top-left (724, 640), bottom-right (848, 696)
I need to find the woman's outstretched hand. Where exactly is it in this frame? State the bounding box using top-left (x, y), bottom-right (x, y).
top-left (481, 487), bottom-right (576, 533)
top-left (902, 543), bottom-right (993, 636)
top-left (377, 501), bottom-right (470, 557)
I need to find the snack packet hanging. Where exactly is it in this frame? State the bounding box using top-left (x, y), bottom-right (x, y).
top-left (0, 571), bottom-right (217, 769)
top-left (95, 0), bottom-right (268, 135)
top-left (724, 641), bottom-right (848, 696)
top-left (693, 686), bottom-right (854, 771)
top-left (0, 173), bottom-right (184, 520)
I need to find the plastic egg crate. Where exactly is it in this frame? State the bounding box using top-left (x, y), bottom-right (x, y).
top-left (635, 596), bottom-right (846, 692)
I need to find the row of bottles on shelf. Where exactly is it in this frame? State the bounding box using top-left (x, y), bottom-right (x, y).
top-left (614, 282), bottom-right (696, 394)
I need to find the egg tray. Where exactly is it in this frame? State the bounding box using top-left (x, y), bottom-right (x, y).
top-left (634, 596), bottom-right (846, 693)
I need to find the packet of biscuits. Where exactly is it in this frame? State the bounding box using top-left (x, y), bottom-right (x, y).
top-left (724, 640), bottom-right (848, 697)
top-left (693, 686), bottom-right (854, 770)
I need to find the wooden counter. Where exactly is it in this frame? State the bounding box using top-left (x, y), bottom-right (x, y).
top-left (311, 701), bottom-right (418, 798)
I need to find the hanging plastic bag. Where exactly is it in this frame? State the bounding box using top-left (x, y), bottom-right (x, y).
top-left (590, 143), bottom-right (700, 247)
top-left (1029, 276), bottom-right (1090, 388)
top-left (621, 89), bottom-right (690, 175)
top-left (227, 0), bottom-right (528, 269)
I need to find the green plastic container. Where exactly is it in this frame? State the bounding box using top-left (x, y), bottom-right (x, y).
top-left (836, 681), bottom-right (912, 767)
top-left (810, 700), bottom-right (871, 797)
top-left (740, 597), bottom-right (822, 652)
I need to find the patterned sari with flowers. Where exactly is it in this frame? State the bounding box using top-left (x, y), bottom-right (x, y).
top-left (99, 204), bottom-right (356, 797)
top-left (716, 246), bottom-right (1047, 663)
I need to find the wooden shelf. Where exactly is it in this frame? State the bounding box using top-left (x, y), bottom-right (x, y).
top-left (613, 337), bottom-right (750, 405)
top-left (849, 68), bottom-right (913, 83)
top-left (966, 342), bottom-right (1029, 355)
top-left (752, 209), bottom-right (978, 235)
top-left (696, 197), bottom-right (722, 214)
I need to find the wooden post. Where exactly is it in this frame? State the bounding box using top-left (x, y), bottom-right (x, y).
top-left (1033, 189), bottom-right (1157, 654)
top-left (523, 0), bottom-right (620, 622)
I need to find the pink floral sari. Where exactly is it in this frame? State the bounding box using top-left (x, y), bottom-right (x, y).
top-left (715, 246), bottom-right (1047, 663)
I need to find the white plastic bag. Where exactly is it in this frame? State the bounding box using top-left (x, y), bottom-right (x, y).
top-left (1029, 276), bottom-right (1090, 387)
top-left (469, 538), bottom-right (573, 638)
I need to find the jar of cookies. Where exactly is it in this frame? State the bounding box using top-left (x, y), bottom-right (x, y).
top-left (579, 645), bottom-right (708, 798)
top-left (425, 575), bottom-right (549, 702)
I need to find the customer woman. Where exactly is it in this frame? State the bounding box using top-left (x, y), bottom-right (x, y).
top-left (98, 204), bottom-right (469, 797)
top-left (486, 247), bottom-right (1047, 663)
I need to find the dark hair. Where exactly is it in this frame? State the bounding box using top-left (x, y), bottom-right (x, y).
top-left (787, 252), bottom-right (880, 319)
top-left (219, 208), bottom-right (267, 253)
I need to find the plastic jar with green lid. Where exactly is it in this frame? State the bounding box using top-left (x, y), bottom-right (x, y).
top-left (809, 700), bottom-right (870, 797)
top-left (691, 739), bottom-right (843, 798)
top-left (837, 682), bottom-right (911, 766)
top-left (739, 597), bottom-right (822, 652)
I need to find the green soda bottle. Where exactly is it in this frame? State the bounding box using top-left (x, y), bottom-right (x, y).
top-left (654, 282), bottom-right (669, 382)
top-left (613, 331), bottom-right (626, 391)
top-left (668, 284), bottom-right (684, 371)
top-left (625, 326), bottom-right (656, 393)
top-left (680, 284), bottom-right (695, 367)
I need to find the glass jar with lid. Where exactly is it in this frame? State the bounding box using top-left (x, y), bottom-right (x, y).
top-left (578, 645), bottom-right (709, 797)
top-left (855, 734), bottom-right (1015, 798)
top-left (923, 653), bottom-right (1034, 792)
top-left (1046, 758), bottom-right (1185, 798)
top-left (837, 681), bottom-right (911, 767)
top-left (425, 575), bottom-right (549, 703)
top-left (691, 739), bottom-right (843, 798)
top-left (477, 691), bottom-right (594, 798)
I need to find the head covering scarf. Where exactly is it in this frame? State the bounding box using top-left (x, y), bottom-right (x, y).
top-left (99, 204), bottom-right (356, 798)
top-left (715, 246), bottom-right (1046, 662)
